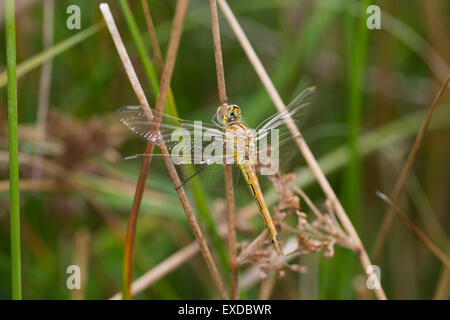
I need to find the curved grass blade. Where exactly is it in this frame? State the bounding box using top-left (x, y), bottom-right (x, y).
top-left (0, 23), bottom-right (103, 88)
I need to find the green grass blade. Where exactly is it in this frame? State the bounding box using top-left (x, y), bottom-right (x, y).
top-left (118, 0), bottom-right (179, 118)
top-left (117, 0), bottom-right (160, 99)
top-left (343, 0), bottom-right (370, 224)
top-left (0, 23), bottom-right (103, 89)
top-left (117, 0), bottom-right (178, 117)
top-left (318, 0), bottom-right (371, 299)
top-left (5, 0), bottom-right (22, 300)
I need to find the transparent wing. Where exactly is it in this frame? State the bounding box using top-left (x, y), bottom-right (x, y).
top-left (254, 86), bottom-right (316, 144)
top-left (251, 87), bottom-right (316, 176)
top-left (116, 106), bottom-right (230, 164)
top-left (113, 150), bottom-right (244, 195)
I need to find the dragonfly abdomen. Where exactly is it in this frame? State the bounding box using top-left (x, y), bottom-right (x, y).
top-left (239, 162), bottom-right (283, 256)
top-left (225, 123), bottom-right (283, 255)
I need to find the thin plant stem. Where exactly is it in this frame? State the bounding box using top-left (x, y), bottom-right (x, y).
top-left (33, 0), bottom-right (54, 180)
top-left (109, 242), bottom-right (200, 300)
top-left (100, 2), bottom-right (229, 300)
top-left (100, 3), bottom-right (153, 300)
top-left (209, 0), bottom-right (227, 104)
top-left (118, 0), bottom-right (159, 99)
top-left (5, 0), bottom-right (22, 300)
top-left (116, 1), bottom-right (179, 297)
top-left (0, 179), bottom-right (59, 192)
top-left (217, 0), bottom-right (386, 300)
top-left (118, 0), bottom-right (178, 117)
top-left (140, 0), bottom-right (229, 272)
top-left (237, 231), bottom-right (267, 265)
top-left (259, 272), bottom-right (276, 300)
top-left (293, 186), bottom-right (348, 241)
top-left (138, 0), bottom-right (178, 118)
top-left (102, 1), bottom-right (168, 300)
top-left (294, 187), bottom-right (325, 221)
top-left (376, 192), bottom-right (450, 269)
top-left (433, 266), bottom-right (450, 300)
top-left (141, 0), bottom-right (164, 73)
top-left (208, 0), bottom-right (238, 300)
top-left (372, 75), bottom-right (450, 262)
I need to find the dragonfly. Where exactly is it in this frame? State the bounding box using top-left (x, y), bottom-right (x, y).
top-left (116, 86), bottom-right (316, 256)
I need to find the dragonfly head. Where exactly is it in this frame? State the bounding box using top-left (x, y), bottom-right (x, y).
top-left (215, 104), bottom-right (242, 126)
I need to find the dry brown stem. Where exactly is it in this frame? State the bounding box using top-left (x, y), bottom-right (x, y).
top-left (217, 0), bottom-right (386, 299)
top-left (33, 0), bottom-right (54, 181)
top-left (372, 75), bottom-right (450, 262)
top-left (109, 242), bottom-right (200, 300)
top-left (208, 0), bottom-right (238, 299)
top-left (377, 192), bottom-right (450, 269)
top-left (141, 0), bottom-right (164, 72)
top-left (100, 1), bottom-right (228, 299)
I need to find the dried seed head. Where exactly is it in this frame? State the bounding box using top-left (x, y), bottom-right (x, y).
top-left (296, 211), bottom-right (307, 219)
top-left (260, 270), bottom-right (268, 281)
top-left (323, 240), bottom-right (335, 258)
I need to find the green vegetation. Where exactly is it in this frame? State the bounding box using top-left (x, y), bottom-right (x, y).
top-left (0, 0), bottom-right (448, 300)
top-left (5, 0), bottom-right (22, 300)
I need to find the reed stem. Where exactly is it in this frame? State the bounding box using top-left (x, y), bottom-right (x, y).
top-left (5, 0), bottom-right (22, 300)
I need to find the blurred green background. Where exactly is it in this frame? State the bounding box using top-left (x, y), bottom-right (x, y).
top-left (0, 0), bottom-right (449, 299)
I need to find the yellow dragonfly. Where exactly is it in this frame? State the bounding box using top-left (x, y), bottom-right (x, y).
top-left (116, 87), bottom-right (316, 256)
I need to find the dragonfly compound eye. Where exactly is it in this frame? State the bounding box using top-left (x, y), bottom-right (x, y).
top-left (225, 105), bottom-right (241, 122)
top-left (232, 105), bottom-right (241, 117)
